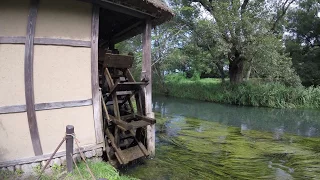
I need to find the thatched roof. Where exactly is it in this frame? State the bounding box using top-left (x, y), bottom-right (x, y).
top-left (110, 0), bottom-right (174, 25)
top-left (92, 0), bottom-right (174, 45)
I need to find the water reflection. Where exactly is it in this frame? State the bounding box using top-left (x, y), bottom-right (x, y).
top-left (153, 95), bottom-right (320, 137)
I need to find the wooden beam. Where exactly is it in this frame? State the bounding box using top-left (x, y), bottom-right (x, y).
top-left (34, 38), bottom-right (91, 47)
top-left (0, 99), bottom-right (92, 114)
top-left (25, 0), bottom-right (42, 156)
top-left (112, 21), bottom-right (143, 39)
top-left (111, 24), bottom-right (144, 44)
top-left (0, 143), bottom-right (104, 168)
top-left (35, 99), bottom-right (92, 111)
top-left (79, 0), bottom-right (156, 19)
top-left (142, 20), bottom-right (153, 115)
top-left (0, 36), bottom-right (25, 44)
top-left (142, 20), bottom-right (155, 156)
top-left (0, 36), bottom-right (91, 47)
top-left (91, 5), bottom-right (104, 144)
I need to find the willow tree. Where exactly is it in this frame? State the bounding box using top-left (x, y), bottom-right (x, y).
top-left (188, 0), bottom-right (296, 84)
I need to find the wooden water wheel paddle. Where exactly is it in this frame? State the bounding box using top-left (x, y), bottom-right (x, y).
top-left (99, 52), bottom-right (155, 166)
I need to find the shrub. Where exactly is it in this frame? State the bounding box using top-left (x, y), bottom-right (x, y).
top-left (159, 76), bottom-right (320, 109)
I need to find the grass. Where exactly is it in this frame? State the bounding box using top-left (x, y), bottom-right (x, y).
top-left (155, 74), bottom-right (320, 109)
top-left (0, 159), bottom-right (138, 180)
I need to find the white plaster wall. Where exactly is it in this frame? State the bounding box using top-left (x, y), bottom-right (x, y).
top-left (33, 45), bottom-right (92, 103)
top-left (0, 113), bottom-right (34, 161)
top-left (35, 0), bottom-right (91, 40)
top-left (0, 45), bottom-right (26, 106)
top-left (37, 106), bottom-right (96, 154)
top-left (0, 0), bottom-right (29, 36)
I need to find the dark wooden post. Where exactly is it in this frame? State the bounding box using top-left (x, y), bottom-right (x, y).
top-left (66, 125), bottom-right (74, 173)
top-left (142, 20), bottom-right (155, 156)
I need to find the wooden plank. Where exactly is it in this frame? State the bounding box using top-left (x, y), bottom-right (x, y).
top-left (25, 0), bottom-right (42, 156)
top-left (34, 38), bottom-right (91, 47)
top-left (142, 20), bottom-right (155, 156)
top-left (108, 115), bottom-right (133, 130)
top-left (135, 114), bottom-right (156, 124)
top-left (35, 99), bottom-right (92, 111)
top-left (102, 53), bottom-right (134, 68)
top-left (0, 36), bottom-right (26, 44)
top-left (0, 105), bottom-right (26, 114)
top-left (91, 5), bottom-right (104, 144)
top-left (0, 143), bottom-right (104, 168)
top-left (0, 99), bottom-right (92, 114)
top-left (105, 129), bottom-right (126, 164)
top-left (0, 36), bottom-right (91, 47)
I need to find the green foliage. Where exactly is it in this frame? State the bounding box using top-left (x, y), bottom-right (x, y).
top-left (285, 0), bottom-right (320, 86)
top-left (161, 76), bottom-right (320, 109)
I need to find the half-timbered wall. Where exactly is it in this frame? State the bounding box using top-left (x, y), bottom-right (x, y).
top-left (0, 0), bottom-right (102, 163)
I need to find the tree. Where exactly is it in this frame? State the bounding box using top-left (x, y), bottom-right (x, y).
top-left (286, 0), bottom-right (320, 86)
top-left (186, 0), bottom-right (297, 84)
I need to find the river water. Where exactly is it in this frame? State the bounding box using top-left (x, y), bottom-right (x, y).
top-left (122, 95), bottom-right (320, 179)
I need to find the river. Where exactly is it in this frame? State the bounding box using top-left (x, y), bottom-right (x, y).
top-left (122, 95), bottom-right (320, 179)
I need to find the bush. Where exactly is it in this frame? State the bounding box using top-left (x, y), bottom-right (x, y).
top-left (159, 75), bottom-right (320, 109)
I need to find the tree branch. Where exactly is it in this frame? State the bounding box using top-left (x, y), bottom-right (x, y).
top-left (241, 0), bottom-right (249, 15)
top-left (270, 0), bottom-right (296, 33)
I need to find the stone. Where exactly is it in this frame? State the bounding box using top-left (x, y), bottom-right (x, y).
top-left (31, 162), bottom-right (40, 168)
top-left (53, 158), bottom-right (62, 166)
top-left (96, 148), bottom-right (103, 157)
top-left (73, 154), bottom-right (81, 163)
top-left (14, 165), bottom-right (21, 171)
top-left (92, 149), bottom-right (97, 157)
top-left (20, 164), bottom-right (34, 175)
top-left (60, 156), bottom-right (67, 165)
top-left (7, 166), bottom-right (14, 172)
top-left (84, 151), bottom-right (93, 158)
top-left (41, 161), bottom-right (48, 168)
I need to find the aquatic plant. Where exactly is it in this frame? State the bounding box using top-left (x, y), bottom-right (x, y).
top-left (124, 115), bottom-right (320, 179)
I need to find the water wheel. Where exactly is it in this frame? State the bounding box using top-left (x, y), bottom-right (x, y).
top-left (99, 52), bottom-right (156, 166)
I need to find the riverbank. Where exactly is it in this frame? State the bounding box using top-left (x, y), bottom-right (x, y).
top-left (0, 159), bottom-right (137, 180)
top-left (155, 76), bottom-right (320, 109)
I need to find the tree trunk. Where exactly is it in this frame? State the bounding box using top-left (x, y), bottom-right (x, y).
top-left (215, 61), bottom-right (225, 83)
top-left (229, 56), bottom-right (244, 84)
top-left (245, 65), bottom-right (252, 81)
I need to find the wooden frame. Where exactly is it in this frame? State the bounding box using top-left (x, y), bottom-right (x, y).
top-left (24, 0), bottom-right (43, 156)
top-left (0, 99), bottom-right (93, 114)
top-left (79, 0), bottom-right (156, 19)
top-left (91, 5), bottom-right (104, 144)
top-left (0, 36), bottom-right (91, 47)
top-left (142, 20), bottom-right (156, 156)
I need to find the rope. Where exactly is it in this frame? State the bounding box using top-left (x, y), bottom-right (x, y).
top-left (37, 136), bottom-right (66, 180)
top-left (71, 153), bottom-right (84, 180)
top-left (74, 137), bottom-right (96, 180)
top-left (37, 133), bottom-right (96, 180)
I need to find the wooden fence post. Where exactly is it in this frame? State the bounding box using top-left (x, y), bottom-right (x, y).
top-left (66, 125), bottom-right (74, 173)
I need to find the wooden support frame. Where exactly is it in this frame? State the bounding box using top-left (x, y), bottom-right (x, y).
top-left (24, 0), bottom-right (43, 156)
top-left (91, 5), bottom-right (104, 144)
top-left (0, 36), bottom-right (91, 47)
top-left (142, 20), bottom-right (155, 156)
